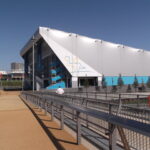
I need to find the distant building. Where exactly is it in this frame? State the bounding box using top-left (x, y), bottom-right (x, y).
top-left (0, 71), bottom-right (8, 80)
top-left (10, 62), bottom-right (24, 80)
top-left (0, 63), bottom-right (24, 80)
top-left (11, 62), bottom-right (24, 73)
top-left (0, 71), bottom-right (7, 75)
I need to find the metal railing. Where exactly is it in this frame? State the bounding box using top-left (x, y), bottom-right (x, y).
top-left (35, 91), bottom-right (150, 124)
top-left (63, 91), bottom-right (150, 110)
top-left (21, 91), bottom-right (150, 150)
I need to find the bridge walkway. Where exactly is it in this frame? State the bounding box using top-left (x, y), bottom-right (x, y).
top-left (0, 91), bottom-right (87, 150)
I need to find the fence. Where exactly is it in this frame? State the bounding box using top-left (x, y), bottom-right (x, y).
top-left (21, 91), bottom-right (150, 150)
top-left (64, 91), bottom-right (150, 108)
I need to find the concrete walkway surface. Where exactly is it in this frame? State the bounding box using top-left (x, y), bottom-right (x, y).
top-left (0, 91), bottom-right (57, 150)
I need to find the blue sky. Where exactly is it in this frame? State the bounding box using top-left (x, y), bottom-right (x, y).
top-left (0, 0), bottom-right (150, 70)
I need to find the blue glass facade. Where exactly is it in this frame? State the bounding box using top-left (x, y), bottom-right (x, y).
top-left (105, 76), bottom-right (149, 86)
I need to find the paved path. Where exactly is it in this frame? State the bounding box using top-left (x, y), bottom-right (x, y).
top-left (0, 91), bottom-right (57, 150)
top-left (30, 108), bottom-right (88, 150)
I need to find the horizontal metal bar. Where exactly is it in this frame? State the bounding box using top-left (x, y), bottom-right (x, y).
top-left (33, 91), bottom-right (150, 113)
top-left (21, 92), bottom-right (150, 137)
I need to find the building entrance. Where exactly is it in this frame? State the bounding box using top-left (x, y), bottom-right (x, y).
top-left (78, 77), bottom-right (97, 87)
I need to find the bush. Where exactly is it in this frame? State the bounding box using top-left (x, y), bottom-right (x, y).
top-left (1, 80), bottom-right (22, 87)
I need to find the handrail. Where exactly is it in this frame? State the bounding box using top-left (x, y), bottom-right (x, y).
top-left (21, 91), bottom-right (150, 137)
top-left (33, 91), bottom-right (150, 113)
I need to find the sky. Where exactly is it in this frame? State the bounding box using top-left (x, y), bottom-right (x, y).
top-left (0, 0), bottom-right (150, 71)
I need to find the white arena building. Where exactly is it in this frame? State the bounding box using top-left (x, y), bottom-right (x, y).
top-left (20, 27), bottom-right (150, 90)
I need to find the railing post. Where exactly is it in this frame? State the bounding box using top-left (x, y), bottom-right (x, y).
top-left (137, 94), bottom-right (139, 107)
top-left (51, 102), bottom-right (54, 121)
top-left (106, 90), bottom-right (108, 100)
top-left (117, 94), bottom-right (122, 114)
top-left (109, 124), bottom-right (117, 150)
top-left (119, 94), bottom-right (121, 101)
top-left (60, 105), bottom-right (64, 130)
top-left (77, 111), bottom-right (81, 145)
top-left (95, 92), bottom-right (97, 99)
top-left (39, 98), bottom-right (42, 111)
top-left (86, 91), bottom-right (88, 98)
top-left (38, 98), bottom-right (40, 109)
top-left (108, 104), bottom-right (117, 150)
top-left (86, 100), bottom-right (88, 127)
top-left (36, 96), bottom-right (38, 107)
top-left (71, 98), bottom-right (75, 120)
top-left (45, 100), bottom-right (47, 115)
top-left (72, 110), bottom-right (75, 120)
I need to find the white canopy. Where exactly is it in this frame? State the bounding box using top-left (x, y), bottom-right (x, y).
top-left (21, 27), bottom-right (150, 77)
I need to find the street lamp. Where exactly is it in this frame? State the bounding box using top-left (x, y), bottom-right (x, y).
top-left (31, 35), bottom-right (36, 92)
top-left (0, 73), bottom-right (2, 87)
top-left (22, 73), bottom-right (24, 91)
top-left (41, 72), bottom-right (44, 88)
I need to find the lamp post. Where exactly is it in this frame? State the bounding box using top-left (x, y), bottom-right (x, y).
top-left (0, 73), bottom-right (2, 87)
top-left (32, 35), bottom-right (35, 92)
top-left (22, 73), bottom-right (24, 91)
top-left (42, 72), bottom-right (44, 88)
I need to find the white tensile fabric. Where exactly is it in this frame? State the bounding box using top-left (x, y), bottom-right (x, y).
top-left (21, 27), bottom-right (150, 77)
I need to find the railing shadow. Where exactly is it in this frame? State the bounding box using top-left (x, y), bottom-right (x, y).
top-left (21, 98), bottom-right (66, 150)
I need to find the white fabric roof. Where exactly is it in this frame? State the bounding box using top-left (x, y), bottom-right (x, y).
top-left (21, 27), bottom-right (150, 76)
top-left (40, 27), bottom-right (101, 77)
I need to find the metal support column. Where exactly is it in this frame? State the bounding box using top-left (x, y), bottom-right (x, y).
top-left (77, 111), bottom-right (81, 145)
top-left (37, 98), bottom-right (39, 107)
top-left (60, 105), bottom-right (64, 130)
top-left (39, 99), bottom-right (42, 111)
top-left (137, 94), bottom-right (139, 107)
top-left (72, 98), bottom-right (75, 120)
top-left (109, 124), bottom-right (117, 150)
top-left (108, 104), bottom-right (117, 150)
top-left (86, 100), bottom-right (88, 127)
top-left (36, 97), bottom-right (38, 107)
top-left (45, 101), bottom-right (47, 115)
top-left (51, 102), bottom-right (54, 121)
top-left (32, 35), bottom-right (35, 92)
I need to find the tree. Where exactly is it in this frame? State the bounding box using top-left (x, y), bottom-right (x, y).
top-left (112, 85), bottom-right (117, 93)
top-left (141, 80), bottom-right (145, 92)
top-left (146, 76), bottom-right (150, 88)
top-left (133, 74), bottom-right (139, 91)
top-left (111, 77), bottom-right (117, 93)
top-left (101, 75), bottom-right (107, 89)
top-left (127, 84), bottom-right (132, 92)
top-left (117, 74), bottom-right (124, 88)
